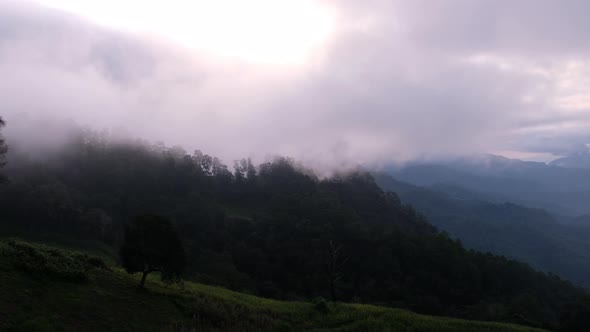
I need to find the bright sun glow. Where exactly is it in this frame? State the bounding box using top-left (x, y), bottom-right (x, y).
top-left (35, 0), bottom-right (335, 65)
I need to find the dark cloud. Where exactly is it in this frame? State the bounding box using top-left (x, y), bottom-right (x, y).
top-left (1, 0), bottom-right (589, 167)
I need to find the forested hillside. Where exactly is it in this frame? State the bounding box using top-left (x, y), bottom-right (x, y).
top-left (374, 173), bottom-right (590, 287)
top-left (1, 131), bottom-right (589, 330)
top-left (0, 239), bottom-right (550, 332)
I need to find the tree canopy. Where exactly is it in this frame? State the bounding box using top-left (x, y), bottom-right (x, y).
top-left (0, 117), bottom-right (7, 169)
top-left (119, 214), bottom-right (186, 288)
top-left (0, 117), bottom-right (7, 184)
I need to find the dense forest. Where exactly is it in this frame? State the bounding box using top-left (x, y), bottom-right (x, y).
top-left (1, 127), bottom-right (590, 330)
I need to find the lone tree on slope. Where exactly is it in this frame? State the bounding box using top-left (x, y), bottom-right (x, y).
top-left (119, 214), bottom-right (186, 289)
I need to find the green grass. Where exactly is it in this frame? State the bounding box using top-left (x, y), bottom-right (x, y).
top-left (0, 239), bottom-right (548, 332)
top-left (0, 224), bottom-right (117, 262)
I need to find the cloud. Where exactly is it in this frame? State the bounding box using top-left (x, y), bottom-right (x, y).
top-left (1, 0), bottom-right (590, 168)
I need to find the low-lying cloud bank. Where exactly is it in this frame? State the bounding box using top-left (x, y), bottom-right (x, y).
top-left (1, 0), bottom-right (590, 167)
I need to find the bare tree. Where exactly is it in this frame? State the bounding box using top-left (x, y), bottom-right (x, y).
top-left (325, 240), bottom-right (349, 301)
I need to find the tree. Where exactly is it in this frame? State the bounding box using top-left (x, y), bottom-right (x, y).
top-left (560, 296), bottom-right (590, 332)
top-left (119, 214), bottom-right (186, 288)
top-left (325, 240), bottom-right (349, 301)
top-left (0, 117), bottom-right (7, 182)
top-left (0, 117), bottom-right (6, 165)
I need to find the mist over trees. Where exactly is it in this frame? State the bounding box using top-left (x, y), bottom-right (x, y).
top-left (0, 129), bottom-right (589, 330)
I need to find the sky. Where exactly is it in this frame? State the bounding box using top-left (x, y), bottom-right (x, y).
top-left (1, 0), bottom-right (590, 166)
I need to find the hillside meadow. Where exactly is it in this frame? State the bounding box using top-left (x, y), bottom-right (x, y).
top-left (0, 239), bottom-right (546, 332)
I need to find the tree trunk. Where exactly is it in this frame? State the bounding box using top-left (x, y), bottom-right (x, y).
top-left (330, 277), bottom-right (336, 301)
top-left (139, 270), bottom-right (149, 288)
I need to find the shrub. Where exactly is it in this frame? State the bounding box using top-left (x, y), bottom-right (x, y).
top-left (0, 239), bottom-right (108, 282)
top-left (312, 296), bottom-right (331, 314)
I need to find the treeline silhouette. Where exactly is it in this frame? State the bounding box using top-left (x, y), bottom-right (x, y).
top-left (0, 129), bottom-right (589, 330)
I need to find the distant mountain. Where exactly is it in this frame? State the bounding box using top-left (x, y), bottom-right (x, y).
top-left (575, 214), bottom-right (590, 225)
top-left (374, 172), bottom-right (590, 287)
top-left (550, 151), bottom-right (590, 169)
top-left (383, 154), bottom-right (590, 216)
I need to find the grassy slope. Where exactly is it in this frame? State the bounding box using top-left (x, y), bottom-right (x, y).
top-left (0, 240), bottom-right (547, 332)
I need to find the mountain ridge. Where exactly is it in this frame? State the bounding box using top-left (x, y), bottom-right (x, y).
top-left (383, 154), bottom-right (590, 216)
top-left (374, 172), bottom-right (590, 287)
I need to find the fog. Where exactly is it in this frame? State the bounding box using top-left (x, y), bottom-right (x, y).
top-left (2, 0), bottom-right (590, 167)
